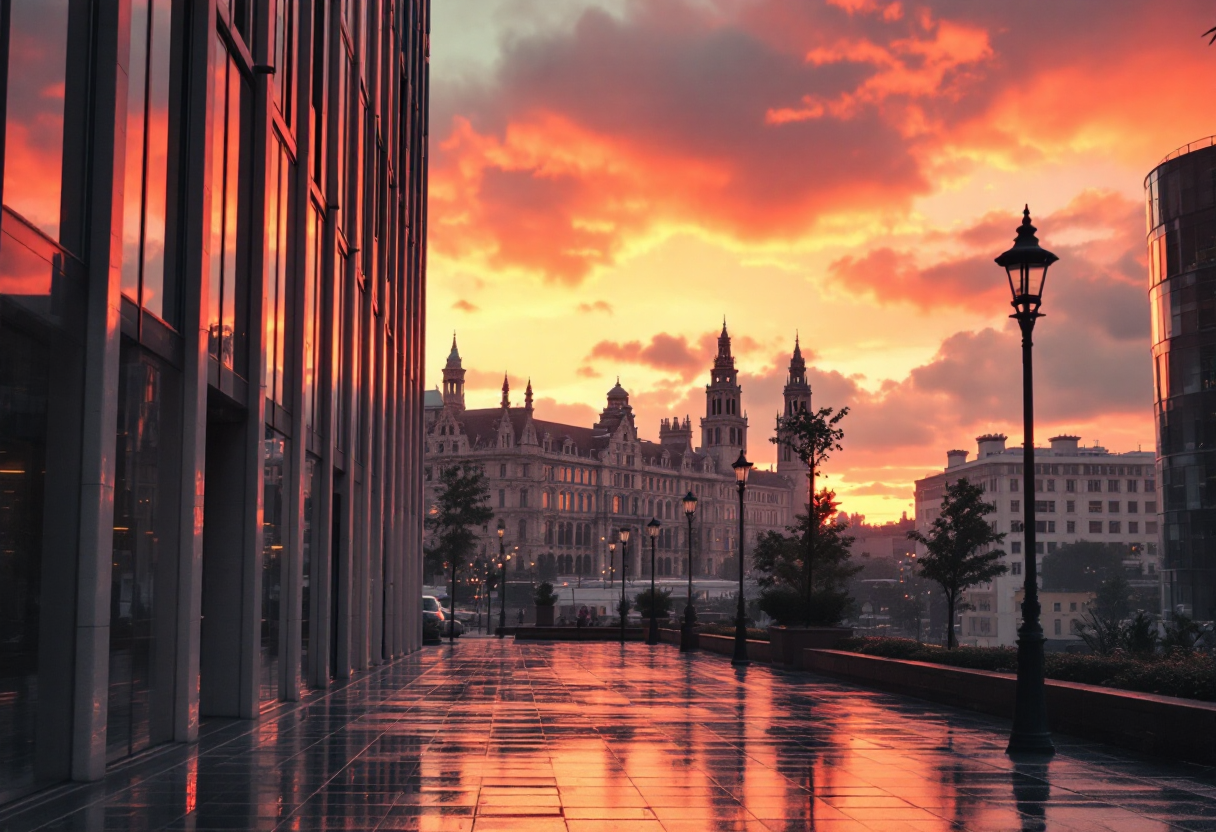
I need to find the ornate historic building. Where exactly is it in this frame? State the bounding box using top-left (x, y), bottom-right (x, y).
top-left (425, 326), bottom-right (802, 581)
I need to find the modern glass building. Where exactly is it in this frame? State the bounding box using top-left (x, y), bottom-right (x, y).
top-left (0, 0), bottom-right (429, 804)
top-left (1147, 137), bottom-right (1216, 622)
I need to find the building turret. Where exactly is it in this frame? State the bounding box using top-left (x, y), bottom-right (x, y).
top-left (442, 333), bottom-right (466, 412)
top-left (501, 373), bottom-right (510, 409)
top-left (525, 378), bottom-right (534, 413)
top-left (659, 414), bottom-right (694, 450)
top-left (700, 318), bottom-right (748, 469)
top-left (776, 334), bottom-right (811, 480)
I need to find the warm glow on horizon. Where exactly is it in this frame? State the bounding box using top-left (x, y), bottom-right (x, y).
top-left (428, 0), bottom-right (1214, 522)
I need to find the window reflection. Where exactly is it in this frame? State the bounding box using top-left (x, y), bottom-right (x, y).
top-left (207, 34), bottom-right (250, 372)
top-left (121, 0), bottom-right (176, 325)
top-left (108, 346), bottom-right (178, 762)
top-left (261, 430), bottom-right (285, 704)
top-left (271, 0), bottom-right (297, 127)
top-left (303, 203), bottom-right (322, 437)
top-left (265, 139), bottom-right (293, 409)
top-left (301, 455), bottom-right (317, 692)
top-left (0, 324), bottom-right (49, 803)
top-left (2, 0), bottom-right (69, 243)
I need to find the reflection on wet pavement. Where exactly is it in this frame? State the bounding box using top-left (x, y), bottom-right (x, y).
top-left (7, 638), bottom-right (1216, 831)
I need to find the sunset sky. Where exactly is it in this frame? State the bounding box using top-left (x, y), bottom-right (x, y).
top-left (426, 0), bottom-right (1216, 523)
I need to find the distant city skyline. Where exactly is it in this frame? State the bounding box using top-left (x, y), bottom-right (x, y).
top-left (424, 1), bottom-right (1216, 520)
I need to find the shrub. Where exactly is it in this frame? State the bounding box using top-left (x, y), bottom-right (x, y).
top-left (760, 585), bottom-right (851, 627)
top-left (635, 587), bottom-right (673, 619)
top-left (533, 581), bottom-right (558, 607)
top-left (836, 636), bottom-right (1216, 702)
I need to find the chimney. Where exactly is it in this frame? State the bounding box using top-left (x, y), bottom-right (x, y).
top-left (976, 433), bottom-right (1007, 458)
top-left (1049, 435), bottom-right (1080, 455)
top-left (946, 449), bottom-right (968, 469)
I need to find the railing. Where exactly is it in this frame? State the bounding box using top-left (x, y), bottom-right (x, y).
top-left (1158, 135), bottom-right (1216, 166)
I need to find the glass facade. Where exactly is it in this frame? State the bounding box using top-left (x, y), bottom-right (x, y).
top-left (1148, 141), bottom-right (1216, 620)
top-left (0, 0), bottom-right (430, 807)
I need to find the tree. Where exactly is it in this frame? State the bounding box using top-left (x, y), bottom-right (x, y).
top-left (772, 405), bottom-right (849, 605)
top-left (1093, 573), bottom-right (1133, 621)
top-left (423, 463), bottom-right (493, 585)
top-left (1041, 541), bottom-right (1128, 592)
top-left (635, 587), bottom-right (673, 619)
top-left (907, 478), bottom-right (1007, 649)
top-left (754, 489), bottom-right (860, 626)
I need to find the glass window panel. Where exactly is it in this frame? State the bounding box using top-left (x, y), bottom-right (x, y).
top-left (2, 0), bottom-right (69, 242)
top-left (300, 455), bottom-right (317, 692)
top-left (303, 204), bottom-right (320, 434)
top-left (207, 36), bottom-right (227, 361)
top-left (107, 345), bottom-right (178, 763)
top-left (0, 323), bottom-right (49, 803)
top-left (141, 0), bottom-right (173, 321)
top-left (221, 59), bottom-right (241, 369)
top-left (120, 1), bottom-right (151, 302)
top-left (264, 144), bottom-right (280, 398)
top-left (261, 429), bottom-right (285, 704)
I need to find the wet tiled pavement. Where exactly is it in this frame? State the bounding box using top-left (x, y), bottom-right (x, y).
top-left (5, 638), bottom-right (1216, 831)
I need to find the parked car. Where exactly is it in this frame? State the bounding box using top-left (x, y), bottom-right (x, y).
top-left (422, 595), bottom-right (443, 644)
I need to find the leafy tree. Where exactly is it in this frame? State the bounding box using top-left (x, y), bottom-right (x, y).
top-left (907, 478), bottom-right (1007, 649)
top-left (635, 587), bottom-right (673, 619)
top-left (1041, 541), bottom-right (1128, 592)
top-left (616, 597), bottom-right (632, 620)
top-left (772, 405), bottom-right (849, 602)
top-left (754, 489), bottom-right (860, 626)
top-left (1093, 574), bottom-right (1133, 621)
top-left (423, 463), bottom-right (493, 585)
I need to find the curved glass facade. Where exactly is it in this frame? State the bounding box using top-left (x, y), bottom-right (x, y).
top-left (1148, 140), bottom-right (1216, 619)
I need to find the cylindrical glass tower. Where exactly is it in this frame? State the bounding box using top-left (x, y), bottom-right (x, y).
top-left (1147, 137), bottom-right (1216, 620)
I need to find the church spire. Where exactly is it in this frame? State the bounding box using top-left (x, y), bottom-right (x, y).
top-left (525, 378), bottom-right (534, 413)
top-left (501, 372), bottom-right (510, 409)
top-left (442, 333), bottom-right (466, 411)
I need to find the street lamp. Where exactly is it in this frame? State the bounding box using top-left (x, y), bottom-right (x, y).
top-left (731, 451), bottom-right (753, 666)
top-left (681, 491), bottom-right (698, 653)
top-left (619, 527), bottom-right (631, 643)
top-left (608, 541), bottom-right (615, 589)
top-left (997, 205), bottom-right (1058, 756)
top-left (647, 517), bottom-right (661, 645)
top-left (497, 520), bottom-right (507, 638)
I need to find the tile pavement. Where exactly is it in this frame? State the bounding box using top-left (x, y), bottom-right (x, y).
top-left (4, 637), bottom-right (1216, 831)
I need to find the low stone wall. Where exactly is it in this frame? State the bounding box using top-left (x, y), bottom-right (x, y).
top-left (698, 633), bottom-right (772, 663)
top-left (803, 649), bottom-right (1216, 764)
top-left (513, 626), bottom-right (645, 641)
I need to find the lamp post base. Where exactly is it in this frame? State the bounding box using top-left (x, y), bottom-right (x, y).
top-left (647, 616), bottom-right (659, 646)
top-left (679, 605), bottom-right (696, 652)
top-left (1007, 622), bottom-right (1055, 756)
top-left (731, 614), bottom-right (749, 666)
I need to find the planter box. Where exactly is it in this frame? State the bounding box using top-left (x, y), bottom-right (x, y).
top-left (697, 632), bottom-right (771, 663)
top-left (535, 605), bottom-right (555, 627)
top-left (803, 648), bottom-right (1216, 765)
top-left (768, 626), bottom-right (853, 667)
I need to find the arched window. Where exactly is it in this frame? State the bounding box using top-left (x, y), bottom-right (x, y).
top-left (542, 491), bottom-right (551, 509)
top-left (612, 495), bottom-right (621, 513)
top-left (647, 498), bottom-right (654, 516)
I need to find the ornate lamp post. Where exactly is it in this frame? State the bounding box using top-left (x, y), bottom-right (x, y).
top-left (681, 491), bottom-right (698, 652)
top-left (619, 526), bottom-right (631, 643)
top-left (731, 452), bottom-right (753, 666)
top-left (497, 520), bottom-right (507, 638)
top-left (647, 518), bottom-right (661, 645)
top-left (997, 206), bottom-right (1058, 756)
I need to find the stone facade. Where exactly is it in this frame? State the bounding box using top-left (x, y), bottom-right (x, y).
top-left (425, 327), bottom-right (802, 580)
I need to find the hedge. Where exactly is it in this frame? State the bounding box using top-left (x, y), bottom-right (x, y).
top-left (836, 637), bottom-right (1216, 702)
top-left (697, 623), bottom-right (770, 641)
